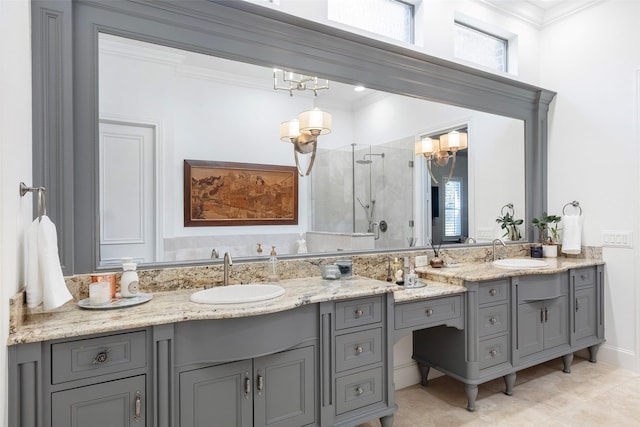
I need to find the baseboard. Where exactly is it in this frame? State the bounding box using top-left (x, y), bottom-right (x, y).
top-left (393, 361), bottom-right (444, 390)
top-left (594, 343), bottom-right (639, 372)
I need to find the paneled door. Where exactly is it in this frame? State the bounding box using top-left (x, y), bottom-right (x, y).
top-left (98, 121), bottom-right (156, 265)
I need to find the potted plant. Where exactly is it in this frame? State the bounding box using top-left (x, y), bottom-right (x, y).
top-left (496, 211), bottom-right (523, 241)
top-left (532, 212), bottom-right (561, 257)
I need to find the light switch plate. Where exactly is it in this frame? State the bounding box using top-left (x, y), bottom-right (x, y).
top-left (602, 230), bottom-right (632, 248)
top-left (415, 255), bottom-right (429, 267)
top-left (476, 227), bottom-right (493, 240)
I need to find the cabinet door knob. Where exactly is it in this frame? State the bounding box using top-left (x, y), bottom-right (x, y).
top-left (489, 349), bottom-right (498, 358)
top-left (92, 348), bottom-right (111, 364)
top-left (354, 309), bottom-right (364, 317)
top-left (489, 288), bottom-right (497, 296)
top-left (425, 308), bottom-right (434, 317)
top-left (134, 390), bottom-right (142, 422)
top-left (355, 386), bottom-right (364, 395)
top-left (489, 316), bottom-right (498, 325)
top-left (355, 345), bottom-right (364, 354)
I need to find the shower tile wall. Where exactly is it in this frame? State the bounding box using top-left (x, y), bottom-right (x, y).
top-left (311, 142), bottom-right (414, 251)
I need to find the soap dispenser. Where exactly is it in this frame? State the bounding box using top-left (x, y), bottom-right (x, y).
top-left (268, 246), bottom-right (279, 282)
top-left (120, 260), bottom-right (139, 297)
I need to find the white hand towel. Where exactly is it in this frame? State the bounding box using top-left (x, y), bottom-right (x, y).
top-left (26, 218), bottom-right (43, 308)
top-left (37, 216), bottom-right (73, 310)
top-left (561, 214), bottom-right (582, 255)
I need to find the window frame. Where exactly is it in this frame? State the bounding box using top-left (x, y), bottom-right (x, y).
top-left (453, 20), bottom-right (509, 73)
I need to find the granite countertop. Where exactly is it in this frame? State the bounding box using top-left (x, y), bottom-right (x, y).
top-left (8, 257), bottom-right (603, 345)
top-left (416, 257), bottom-right (604, 285)
top-left (8, 276), bottom-right (467, 345)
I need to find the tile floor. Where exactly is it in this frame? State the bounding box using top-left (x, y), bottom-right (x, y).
top-left (357, 356), bottom-right (640, 426)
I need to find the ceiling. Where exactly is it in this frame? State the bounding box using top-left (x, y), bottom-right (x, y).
top-left (481, 0), bottom-right (603, 27)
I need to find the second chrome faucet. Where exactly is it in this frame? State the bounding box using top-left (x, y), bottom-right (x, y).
top-left (223, 252), bottom-right (233, 285)
top-left (492, 238), bottom-right (506, 261)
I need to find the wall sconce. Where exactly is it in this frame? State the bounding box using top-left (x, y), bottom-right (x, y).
top-left (280, 108), bottom-right (332, 176)
top-left (273, 69), bottom-right (330, 96)
top-left (415, 130), bottom-right (468, 184)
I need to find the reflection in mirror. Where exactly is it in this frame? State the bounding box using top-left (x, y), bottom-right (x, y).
top-left (98, 33), bottom-right (525, 266)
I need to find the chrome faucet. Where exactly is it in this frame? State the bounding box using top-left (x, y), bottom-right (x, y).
top-left (223, 252), bottom-right (233, 285)
top-left (492, 238), bottom-right (506, 261)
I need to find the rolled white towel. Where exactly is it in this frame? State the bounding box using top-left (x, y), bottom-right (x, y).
top-left (26, 218), bottom-right (43, 308)
top-left (561, 214), bottom-right (582, 255)
top-left (37, 216), bottom-right (73, 310)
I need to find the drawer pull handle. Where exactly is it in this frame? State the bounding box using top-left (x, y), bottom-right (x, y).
top-left (354, 309), bottom-right (364, 317)
top-left (581, 274), bottom-right (587, 281)
top-left (244, 376), bottom-right (251, 398)
top-left (489, 288), bottom-right (497, 296)
top-left (355, 386), bottom-right (364, 395)
top-left (92, 348), bottom-right (111, 364)
top-left (134, 390), bottom-right (141, 422)
top-left (489, 349), bottom-right (498, 358)
top-left (489, 316), bottom-right (498, 325)
top-left (355, 345), bottom-right (364, 354)
top-left (257, 374), bottom-right (264, 393)
top-left (425, 308), bottom-right (434, 317)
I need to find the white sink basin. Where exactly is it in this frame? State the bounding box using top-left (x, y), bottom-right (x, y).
top-left (190, 284), bottom-right (285, 304)
top-left (493, 258), bottom-right (549, 269)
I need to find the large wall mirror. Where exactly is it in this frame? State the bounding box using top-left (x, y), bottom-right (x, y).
top-left (31, 0), bottom-right (554, 273)
top-left (98, 34), bottom-right (525, 265)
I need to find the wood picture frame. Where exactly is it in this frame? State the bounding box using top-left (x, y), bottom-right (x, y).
top-left (184, 160), bottom-right (298, 227)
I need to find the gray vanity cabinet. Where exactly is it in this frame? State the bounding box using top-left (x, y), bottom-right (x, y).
top-left (179, 346), bottom-right (316, 427)
top-left (320, 295), bottom-right (396, 427)
top-left (51, 375), bottom-right (146, 426)
top-left (513, 273), bottom-right (570, 365)
top-left (570, 266), bottom-right (605, 360)
top-left (8, 329), bottom-right (150, 427)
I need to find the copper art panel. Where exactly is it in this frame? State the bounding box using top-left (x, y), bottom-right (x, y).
top-left (184, 160), bottom-right (298, 227)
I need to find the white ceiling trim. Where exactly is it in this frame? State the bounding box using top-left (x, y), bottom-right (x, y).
top-left (479, 0), bottom-right (605, 28)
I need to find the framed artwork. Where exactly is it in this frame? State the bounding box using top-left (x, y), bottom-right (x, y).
top-left (184, 160), bottom-right (298, 227)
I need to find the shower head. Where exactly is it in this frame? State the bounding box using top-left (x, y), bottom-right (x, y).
top-left (356, 152), bottom-right (384, 165)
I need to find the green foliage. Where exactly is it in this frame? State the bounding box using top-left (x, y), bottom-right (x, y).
top-left (532, 212), bottom-right (561, 243)
top-left (495, 212), bottom-right (523, 241)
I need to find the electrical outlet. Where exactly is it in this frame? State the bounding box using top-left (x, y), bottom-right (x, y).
top-left (415, 255), bottom-right (429, 267)
top-left (602, 231), bottom-right (633, 248)
top-left (476, 227), bottom-right (493, 240)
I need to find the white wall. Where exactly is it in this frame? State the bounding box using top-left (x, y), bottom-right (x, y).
top-left (0, 1), bottom-right (33, 425)
top-left (539, 0), bottom-right (640, 371)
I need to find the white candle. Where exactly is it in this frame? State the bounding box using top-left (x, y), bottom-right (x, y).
top-left (90, 282), bottom-right (111, 305)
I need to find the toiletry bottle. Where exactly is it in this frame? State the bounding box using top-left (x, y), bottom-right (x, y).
top-left (268, 246), bottom-right (279, 282)
top-left (393, 257), bottom-right (404, 285)
top-left (120, 261), bottom-right (139, 297)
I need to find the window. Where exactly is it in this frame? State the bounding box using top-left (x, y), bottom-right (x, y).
top-left (454, 21), bottom-right (507, 72)
top-left (328, 0), bottom-right (414, 44)
top-left (444, 177), bottom-right (462, 239)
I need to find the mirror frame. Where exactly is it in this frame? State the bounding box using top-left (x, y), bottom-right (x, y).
top-left (31, 0), bottom-right (555, 275)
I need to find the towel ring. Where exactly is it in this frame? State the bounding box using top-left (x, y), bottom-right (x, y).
top-left (500, 203), bottom-right (514, 217)
top-left (562, 200), bottom-right (582, 216)
top-left (20, 182), bottom-right (47, 221)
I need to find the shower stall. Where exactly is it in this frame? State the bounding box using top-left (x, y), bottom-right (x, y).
top-left (309, 142), bottom-right (414, 252)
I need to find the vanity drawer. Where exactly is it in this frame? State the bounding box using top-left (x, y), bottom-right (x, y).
top-left (335, 366), bottom-right (383, 415)
top-left (335, 328), bottom-right (382, 372)
top-left (478, 280), bottom-right (508, 305)
top-left (51, 331), bottom-right (147, 384)
top-left (478, 303), bottom-right (509, 338)
top-left (479, 334), bottom-right (509, 370)
top-left (517, 273), bottom-right (567, 303)
top-left (394, 295), bottom-right (461, 330)
top-left (573, 268), bottom-right (595, 288)
top-left (335, 296), bottom-right (382, 330)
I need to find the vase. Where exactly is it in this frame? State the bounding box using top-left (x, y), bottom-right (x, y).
top-left (542, 244), bottom-right (557, 258)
